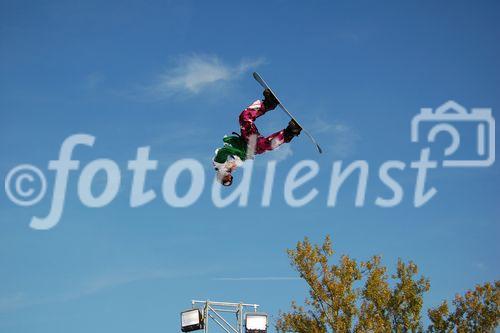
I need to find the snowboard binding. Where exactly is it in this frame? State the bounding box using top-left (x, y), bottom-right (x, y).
top-left (263, 88), bottom-right (279, 110)
top-left (284, 119), bottom-right (302, 142)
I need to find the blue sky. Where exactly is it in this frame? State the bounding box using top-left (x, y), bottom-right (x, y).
top-left (0, 0), bottom-right (499, 332)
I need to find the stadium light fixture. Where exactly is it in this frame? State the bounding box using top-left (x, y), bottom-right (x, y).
top-left (181, 308), bottom-right (204, 332)
top-left (245, 313), bottom-right (268, 333)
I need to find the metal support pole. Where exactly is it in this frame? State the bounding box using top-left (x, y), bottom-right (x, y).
top-left (208, 313), bottom-right (232, 333)
top-left (239, 303), bottom-right (243, 333)
top-left (204, 301), bottom-right (209, 333)
top-left (207, 305), bottom-right (239, 333)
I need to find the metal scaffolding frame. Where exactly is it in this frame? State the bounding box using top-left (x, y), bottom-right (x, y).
top-left (190, 300), bottom-right (260, 333)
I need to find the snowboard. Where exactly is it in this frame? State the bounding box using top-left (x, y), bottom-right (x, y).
top-left (253, 72), bottom-right (323, 154)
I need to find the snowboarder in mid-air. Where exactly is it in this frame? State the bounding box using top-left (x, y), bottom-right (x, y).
top-left (213, 89), bottom-right (302, 186)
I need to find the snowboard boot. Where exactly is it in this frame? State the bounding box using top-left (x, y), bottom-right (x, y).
top-left (263, 88), bottom-right (279, 110)
top-left (284, 119), bottom-right (302, 142)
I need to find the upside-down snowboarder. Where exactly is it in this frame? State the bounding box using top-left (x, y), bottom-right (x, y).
top-left (213, 89), bottom-right (302, 186)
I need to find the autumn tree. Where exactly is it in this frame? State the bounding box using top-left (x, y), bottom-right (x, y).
top-left (428, 281), bottom-right (499, 332)
top-left (276, 235), bottom-right (499, 333)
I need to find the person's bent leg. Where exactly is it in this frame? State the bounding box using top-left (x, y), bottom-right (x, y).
top-left (255, 129), bottom-right (286, 154)
top-left (239, 100), bottom-right (267, 141)
top-left (255, 119), bottom-right (302, 154)
top-left (239, 90), bottom-right (279, 141)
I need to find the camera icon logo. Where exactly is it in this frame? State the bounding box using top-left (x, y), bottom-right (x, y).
top-left (411, 101), bottom-right (495, 167)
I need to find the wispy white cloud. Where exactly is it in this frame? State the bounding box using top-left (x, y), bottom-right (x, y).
top-left (150, 54), bottom-right (265, 97)
top-left (260, 144), bottom-right (294, 163)
top-left (74, 268), bottom-right (177, 296)
top-left (474, 262), bottom-right (486, 270)
top-left (270, 144), bottom-right (294, 161)
top-left (84, 72), bottom-right (105, 90)
top-left (213, 276), bottom-right (301, 282)
top-left (0, 268), bottom-right (182, 312)
top-left (0, 293), bottom-right (29, 312)
top-left (311, 118), bottom-right (360, 157)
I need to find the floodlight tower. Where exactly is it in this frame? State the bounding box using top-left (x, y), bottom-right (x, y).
top-left (180, 300), bottom-right (268, 333)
